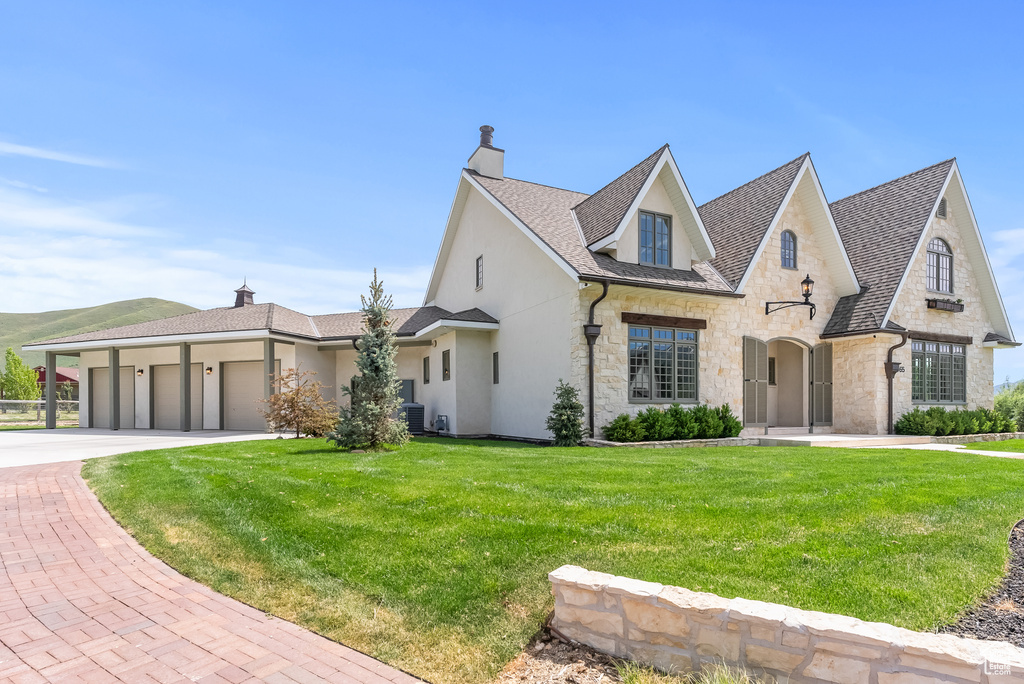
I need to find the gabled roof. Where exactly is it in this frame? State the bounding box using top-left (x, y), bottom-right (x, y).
top-left (312, 306), bottom-right (498, 340)
top-left (574, 146), bottom-right (666, 244)
top-left (823, 159), bottom-right (955, 337)
top-left (468, 173), bottom-right (735, 296)
top-left (700, 154), bottom-right (808, 286)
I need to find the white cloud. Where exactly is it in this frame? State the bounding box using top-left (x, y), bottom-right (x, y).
top-left (0, 140), bottom-right (115, 168)
top-left (0, 177), bottom-right (47, 193)
top-left (0, 184), bottom-right (429, 316)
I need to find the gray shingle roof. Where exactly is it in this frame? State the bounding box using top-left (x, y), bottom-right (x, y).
top-left (470, 172), bottom-right (735, 296)
top-left (823, 159), bottom-right (954, 336)
top-left (985, 332), bottom-right (1021, 346)
top-left (29, 303), bottom-right (320, 345)
top-left (573, 145), bottom-right (666, 245)
top-left (28, 304), bottom-right (499, 347)
top-left (699, 154), bottom-right (808, 287)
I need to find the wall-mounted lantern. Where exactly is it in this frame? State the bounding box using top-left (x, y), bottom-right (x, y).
top-left (766, 274), bottom-right (817, 320)
top-left (205, 366), bottom-right (213, 375)
top-left (136, 368), bottom-right (144, 377)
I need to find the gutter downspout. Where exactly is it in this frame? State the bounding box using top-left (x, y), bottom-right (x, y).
top-left (583, 281), bottom-right (610, 438)
top-left (884, 332), bottom-right (910, 434)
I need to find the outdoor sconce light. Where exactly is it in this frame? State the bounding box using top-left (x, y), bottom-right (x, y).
top-left (205, 366), bottom-right (213, 375)
top-left (766, 274), bottom-right (817, 320)
top-left (136, 368), bottom-right (144, 377)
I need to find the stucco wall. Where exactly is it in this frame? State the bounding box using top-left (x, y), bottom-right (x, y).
top-left (888, 206), bottom-right (997, 420)
top-left (79, 341), bottom-right (292, 430)
top-left (431, 187), bottom-right (576, 440)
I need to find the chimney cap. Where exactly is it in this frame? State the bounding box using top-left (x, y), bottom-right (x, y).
top-left (479, 125), bottom-right (495, 148)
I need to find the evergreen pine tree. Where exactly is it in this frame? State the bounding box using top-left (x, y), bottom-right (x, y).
top-left (327, 270), bottom-right (410, 449)
top-left (545, 379), bottom-right (586, 446)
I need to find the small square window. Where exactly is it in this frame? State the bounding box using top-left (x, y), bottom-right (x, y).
top-left (442, 350), bottom-right (451, 381)
top-left (475, 255), bottom-right (483, 289)
top-left (423, 356), bottom-right (430, 385)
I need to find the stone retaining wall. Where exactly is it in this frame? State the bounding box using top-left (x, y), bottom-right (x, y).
top-left (934, 432), bottom-right (1024, 445)
top-left (550, 565), bottom-right (1024, 682)
top-left (583, 437), bottom-right (760, 448)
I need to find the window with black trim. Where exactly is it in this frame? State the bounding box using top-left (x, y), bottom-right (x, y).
top-left (492, 351), bottom-right (499, 384)
top-left (911, 341), bottom-right (965, 404)
top-left (768, 357), bottom-right (777, 386)
top-left (423, 356), bottom-right (430, 385)
top-left (442, 350), bottom-right (451, 381)
top-left (628, 326), bottom-right (697, 402)
top-left (926, 238), bottom-right (953, 294)
top-left (639, 212), bottom-right (671, 267)
top-left (781, 230), bottom-right (797, 269)
top-left (475, 255), bottom-right (483, 289)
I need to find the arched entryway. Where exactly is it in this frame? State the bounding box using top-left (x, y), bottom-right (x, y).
top-left (767, 338), bottom-right (809, 428)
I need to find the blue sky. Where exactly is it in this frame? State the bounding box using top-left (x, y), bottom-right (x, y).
top-left (1, 1), bottom-right (1022, 379)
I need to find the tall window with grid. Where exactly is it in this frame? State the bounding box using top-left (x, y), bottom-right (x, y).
top-left (781, 230), bottom-right (797, 269)
top-left (639, 212), bottom-right (671, 267)
top-left (926, 238), bottom-right (952, 293)
top-left (628, 326), bottom-right (697, 402)
top-left (911, 340), bottom-right (966, 403)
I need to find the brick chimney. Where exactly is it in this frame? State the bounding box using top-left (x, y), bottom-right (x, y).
top-left (467, 125), bottom-right (504, 179)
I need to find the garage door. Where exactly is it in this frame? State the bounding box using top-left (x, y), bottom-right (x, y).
top-left (91, 367), bottom-right (135, 429)
top-left (223, 360), bottom-right (278, 431)
top-left (152, 364), bottom-right (203, 430)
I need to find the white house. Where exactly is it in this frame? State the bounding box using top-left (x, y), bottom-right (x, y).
top-left (26, 126), bottom-right (1019, 439)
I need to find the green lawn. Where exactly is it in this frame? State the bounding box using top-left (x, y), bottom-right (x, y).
top-left (0, 424), bottom-right (77, 431)
top-left (964, 439), bottom-right (1024, 453)
top-left (83, 439), bottom-right (1024, 683)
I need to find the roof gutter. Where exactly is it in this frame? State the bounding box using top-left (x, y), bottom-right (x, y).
top-left (884, 332), bottom-right (910, 435)
top-left (583, 280), bottom-right (610, 439)
top-left (579, 277), bottom-right (744, 299)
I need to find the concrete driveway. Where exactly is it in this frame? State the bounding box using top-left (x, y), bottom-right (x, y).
top-left (0, 429), bottom-right (282, 469)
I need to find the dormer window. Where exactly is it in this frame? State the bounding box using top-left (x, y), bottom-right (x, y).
top-left (640, 212), bottom-right (671, 267)
top-left (781, 230), bottom-right (797, 269)
top-left (926, 238), bottom-right (953, 294)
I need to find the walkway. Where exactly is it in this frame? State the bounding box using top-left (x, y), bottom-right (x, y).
top-left (0, 461), bottom-right (421, 683)
top-left (0, 429), bottom-right (281, 469)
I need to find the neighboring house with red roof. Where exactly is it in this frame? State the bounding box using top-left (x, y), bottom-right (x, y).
top-left (32, 366), bottom-right (79, 401)
top-left (25, 127), bottom-right (1018, 438)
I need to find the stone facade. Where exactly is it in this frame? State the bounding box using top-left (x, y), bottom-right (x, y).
top-left (888, 210), bottom-right (997, 421)
top-left (550, 565), bottom-right (1024, 682)
top-left (573, 186), bottom-right (1003, 438)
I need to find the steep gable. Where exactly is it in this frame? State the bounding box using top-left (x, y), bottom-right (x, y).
top-left (701, 154), bottom-right (859, 296)
top-left (825, 160), bottom-right (954, 336)
top-left (579, 146), bottom-right (715, 262)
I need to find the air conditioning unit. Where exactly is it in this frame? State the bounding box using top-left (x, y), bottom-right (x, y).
top-left (402, 402), bottom-right (424, 435)
top-left (435, 414), bottom-right (449, 434)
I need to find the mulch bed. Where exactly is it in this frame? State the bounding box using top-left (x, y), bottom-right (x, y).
top-left (941, 519), bottom-right (1024, 646)
top-left (498, 631), bottom-right (624, 684)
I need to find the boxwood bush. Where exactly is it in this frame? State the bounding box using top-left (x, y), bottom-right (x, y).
top-left (894, 406), bottom-right (1017, 436)
top-left (602, 403), bottom-right (743, 442)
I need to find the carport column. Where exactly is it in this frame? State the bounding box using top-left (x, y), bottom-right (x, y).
top-left (263, 339), bottom-right (276, 433)
top-left (180, 342), bottom-right (191, 432)
top-left (109, 347), bottom-right (120, 431)
top-left (45, 351), bottom-right (57, 429)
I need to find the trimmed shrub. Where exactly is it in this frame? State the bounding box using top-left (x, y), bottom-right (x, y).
top-left (716, 404), bottom-right (744, 438)
top-left (666, 403), bottom-right (700, 440)
top-left (895, 405), bottom-right (1018, 436)
top-left (545, 379), bottom-right (586, 446)
top-left (603, 413), bottom-right (646, 442)
top-left (636, 406), bottom-right (675, 441)
top-left (601, 403), bottom-right (743, 443)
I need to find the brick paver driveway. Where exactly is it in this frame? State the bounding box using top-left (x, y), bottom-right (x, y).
top-left (0, 461), bottom-right (422, 684)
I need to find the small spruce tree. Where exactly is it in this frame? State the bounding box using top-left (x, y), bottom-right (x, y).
top-left (545, 379), bottom-right (586, 446)
top-left (327, 270), bottom-right (410, 450)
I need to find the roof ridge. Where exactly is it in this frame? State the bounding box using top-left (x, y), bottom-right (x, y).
top-left (266, 302), bottom-right (275, 330)
top-left (468, 170), bottom-right (589, 196)
top-left (831, 158), bottom-right (956, 206)
top-left (572, 144), bottom-right (668, 212)
top-left (698, 152), bottom-right (809, 210)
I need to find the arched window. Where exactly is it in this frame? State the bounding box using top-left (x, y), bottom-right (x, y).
top-left (781, 230), bottom-right (797, 269)
top-left (926, 238), bottom-right (953, 293)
